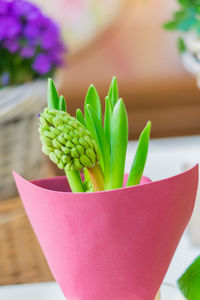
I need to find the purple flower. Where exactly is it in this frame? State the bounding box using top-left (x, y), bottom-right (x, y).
top-left (4, 38), bottom-right (19, 52)
top-left (20, 46), bottom-right (34, 58)
top-left (24, 19), bottom-right (41, 39)
top-left (0, 16), bottom-right (22, 39)
top-left (0, 0), bottom-right (9, 15)
top-left (12, 0), bottom-right (41, 20)
top-left (32, 54), bottom-right (52, 74)
top-left (1, 72), bottom-right (10, 85)
top-left (50, 50), bottom-right (64, 66)
top-left (0, 0), bottom-right (66, 83)
top-left (41, 31), bottom-right (57, 50)
top-left (39, 16), bottom-right (59, 34)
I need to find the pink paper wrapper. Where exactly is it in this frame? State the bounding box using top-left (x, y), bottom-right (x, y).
top-left (13, 165), bottom-right (198, 300)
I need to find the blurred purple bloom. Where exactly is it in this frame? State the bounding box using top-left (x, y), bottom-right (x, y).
top-left (20, 46), bottom-right (34, 58)
top-left (0, 16), bottom-right (22, 39)
top-left (24, 21), bottom-right (40, 39)
top-left (41, 31), bottom-right (57, 50)
top-left (4, 38), bottom-right (19, 52)
top-left (56, 41), bottom-right (67, 53)
top-left (0, 1), bottom-right (9, 15)
top-left (1, 72), bottom-right (10, 85)
top-left (50, 51), bottom-right (64, 66)
top-left (0, 0), bottom-right (66, 81)
top-left (39, 17), bottom-right (59, 34)
top-left (32, 54), bottom-right (52, 74)
top-left (12, 0), bottom-right (41, 20)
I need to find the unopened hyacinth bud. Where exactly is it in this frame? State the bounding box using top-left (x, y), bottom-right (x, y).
top-left (39, 108), bottom-right (100, 171)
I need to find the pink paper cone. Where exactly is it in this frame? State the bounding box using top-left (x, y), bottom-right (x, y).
top-left (13, 165), bottom-right (198, 300)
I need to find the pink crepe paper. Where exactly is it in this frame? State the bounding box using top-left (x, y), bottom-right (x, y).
top-left (13, 165), bottom-right (198, 300)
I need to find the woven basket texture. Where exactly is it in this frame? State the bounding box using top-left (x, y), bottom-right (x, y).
top-left (0, 198), bottom-right (54, 285)
top-left (0, 81), bottom-right (48, 200)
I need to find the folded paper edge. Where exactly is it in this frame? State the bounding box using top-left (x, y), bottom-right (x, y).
top-left (13, 164), bottom-right (199, 196)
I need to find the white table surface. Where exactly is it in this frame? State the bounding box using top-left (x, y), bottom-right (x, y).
top-left (0, 282), bottom-right (186, 300)
top-left (1, 136), bottom-right (200, 299)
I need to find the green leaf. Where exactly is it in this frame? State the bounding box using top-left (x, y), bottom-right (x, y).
top-left (197, 22), bottom-right (200, 35)
top-left (163, 21), bottom-right (180, 30)
top-left (178, 256), bottom-right (200, 300)
top-left (108, 76), bottom-right (119, 107)
top-left (177, 37), bottom-right (187, 53)
top-left (59, 95), bottom-right (67, 112)
top-left (76, 109), bottom-right (86, 126)
top-left (127, 121), bottom-right (151, 187)
top-left (104, 96), bottom-right (113, 147)
top-left (178, 0), bottom-right (193, 7)
top-left (86, 104), bottom-right (111, 189)
top-left (109, 99), bottom-right (128, 190)
top-left (47, 78), bottom-right (59, 110)
top-left (85, 106), bottom-right (99, 146)
top-left (85, 105), bottom-right (104, 171)
top-left (174, 9), bottom-right (188, 20)
top-left (178, 17), bottom-right (198, 31)
top-left (84, 84), bottom-right (102, 122)
top-left (164, 4), bottom-right (199, 32)
top-left (195, 6), bottom-right (200, 14)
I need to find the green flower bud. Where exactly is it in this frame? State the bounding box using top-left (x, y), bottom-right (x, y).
top-left (39, 108), bottom-right (100, 171)
top-left (76, 145), bottom-right (84, 155)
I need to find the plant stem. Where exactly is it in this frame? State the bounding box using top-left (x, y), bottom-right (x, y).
top-left (87, 164), bottom-right (104, 191)
top-left (64, 169), bottom-right (85, 193)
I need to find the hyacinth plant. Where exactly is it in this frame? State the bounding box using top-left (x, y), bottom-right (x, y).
top-left (39, 77), bottom-right (151, 193)
top-left (0, 0), bottom-right (66, 87)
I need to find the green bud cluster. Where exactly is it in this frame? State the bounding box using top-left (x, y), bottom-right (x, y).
top-left (39, 108), bottom-right (99, 171)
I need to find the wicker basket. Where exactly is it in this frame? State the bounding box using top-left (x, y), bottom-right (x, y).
top-left (0, 197), bottom-right (54, 285)
top-left (0, 80), bottom-right (48, 200)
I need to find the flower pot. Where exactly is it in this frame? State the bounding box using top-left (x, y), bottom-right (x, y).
top-left (13, 165), bottom-right (198, 300)
top-left (0, 80), bottom-right (47, 200)
top-left (181, 163), bottom-right (200, 246)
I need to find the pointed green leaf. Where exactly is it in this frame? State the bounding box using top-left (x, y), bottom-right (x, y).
top-left (127, 121), bottom-right (151, 187)
top-left (85, 106), bottom-right (99, 147)
top-left (47, 78), bottom-right (59, 110)
top-left (178, 256), bottom-right (200, 300)
top-left (163, 21), bottom-right (179, 30)
top-left (85, 105), bottom-right (104, 171)
top-left (177, 37), bottom-right (187, 53)
top-left (86, 104), bottom-right (110, 189)
top-left (108, 76), bottom-right (119, 107)
top-left (59, 95), bottom-right (67, 112)
top-left (84, 84), bottom-right (102, 122)
top-left (178, 0), bottom-right (191, 6)
top-left (76, 109), bottom-right (86, 126)
top-left (109, 99), bottom-right (128, 189)
top-left (104, 96), bottom-right (113, 147)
